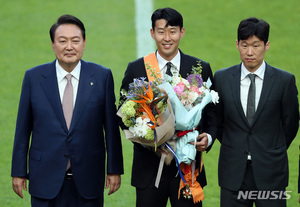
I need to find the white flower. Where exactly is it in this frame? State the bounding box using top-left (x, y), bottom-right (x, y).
top-left (198, 86), bottom-right (205, 93)
top-left (188, 91), bottom-right (198, 104)
top-left (129, 117), bottom-right (151, 137)
top-left (203, 78), bottom-right (212, 89)
top-left (171, 76), bottom-right (190, 88)
top-left (202, 81), bottom-right (208, 88)
top-left (210, 90), bottom-right (219, 104)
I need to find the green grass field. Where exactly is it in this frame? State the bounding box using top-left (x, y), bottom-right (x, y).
top-left (0, 0), bottom-right (299, 206)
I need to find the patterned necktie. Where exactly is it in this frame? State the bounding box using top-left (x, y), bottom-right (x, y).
top-left (62, 74), bottom-right (73, 130)
top-left (246, 74), bottom-right (256, 124)
top-left (166, 62), bottom-right (173, 76)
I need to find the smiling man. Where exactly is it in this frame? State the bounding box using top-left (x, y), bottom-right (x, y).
top-left (214, 17), bottom-right (299, 207)
top-left (119, 7), bottom-right (217, 207)
top-left (11, 14), bottom-right (123, 207)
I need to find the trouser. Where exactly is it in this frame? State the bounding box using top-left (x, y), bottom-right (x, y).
top-left (136, 162), bottom-right (202, 207)
top-left (221, 161), bottom-right (286, 207)
top-left (31, 171), bottom-right (103, 207)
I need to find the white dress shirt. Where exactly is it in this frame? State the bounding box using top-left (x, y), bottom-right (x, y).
top-left (56, 60), bottom-right (81, 107)
top-left (240, 61), bottom-right (265, 159)
top-left (240, 61), bottom-right (265, 115)
top-left (157, 50), bottom-right (181, 78)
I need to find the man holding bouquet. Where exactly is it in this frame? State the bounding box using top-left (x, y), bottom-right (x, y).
top-left (119, 7), bottom-right (217, 207)
top-left (214, 17), bottom-right (299, 206)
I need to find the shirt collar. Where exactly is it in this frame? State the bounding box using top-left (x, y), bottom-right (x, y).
top-left (241, 61), bottom-right (265, 80)
top-left (156, 50), bottom-right (181, 71)
top-left (56, 60), bottom-right (81, 82)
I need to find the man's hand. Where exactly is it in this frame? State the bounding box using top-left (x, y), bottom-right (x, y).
top-left (105, 174), bottom-right (121, 196)
top-left (12, 177), bottom-right (27, 199)
top-left (190, 133), bottom-right (208, 152)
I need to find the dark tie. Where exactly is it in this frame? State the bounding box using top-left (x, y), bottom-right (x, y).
top-left (166, 62), bottom-right (173, 76)
top-left (246, 74), bottom-right (256, 124)
top-left (62, 74), bottom-right (73, 130)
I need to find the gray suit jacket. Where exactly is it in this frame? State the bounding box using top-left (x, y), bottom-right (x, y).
top-left (214, 62), bottom-right (299, 191)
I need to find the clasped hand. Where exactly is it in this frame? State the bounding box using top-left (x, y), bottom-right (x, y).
top-left (190, 132), bottom-right (208, 152)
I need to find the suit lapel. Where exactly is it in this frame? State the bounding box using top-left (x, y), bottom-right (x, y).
top-left (229, 65), bottom-right (249, 126)
top-left (69, 60), bottom-right (95, 132)
top-left (179, 51), bottom-right (192, 78)
top-left (252, 63), bottom-right (274, 125)
top-left (40, 61), bottom-right (68, 132)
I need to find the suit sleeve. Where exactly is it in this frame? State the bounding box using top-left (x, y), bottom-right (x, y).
top-left (104, 70), bottom-right (124, 174)
top-left (118, 59), bottom-right (147, 129)
top-left (119, 62), bottom-right (135, 108)
top-left (118, 62), bottom-right (134, 130)
top-left (281, 74), bottom-right (299, 148)
top-left (200, 62), bottom-right (218, 152)
top-left (11, 71), bottom-right (32, 178)
top-left (213, 70), bottom-right (224, 143)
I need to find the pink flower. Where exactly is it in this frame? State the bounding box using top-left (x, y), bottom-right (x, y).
top-left (174, 83), bottom-right (185, 96)
top-left (177, 82), bottom-right (185, 88)
top-left (190, 85), bottom-right (200, 94)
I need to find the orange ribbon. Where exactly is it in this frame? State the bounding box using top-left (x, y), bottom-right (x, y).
top-left (144, 52), bottom-right (162, 82)
top-left (178, 155), bottom-right (204, 203)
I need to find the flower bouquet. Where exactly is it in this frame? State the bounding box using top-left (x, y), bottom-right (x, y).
top-left (117, 77), bottom-right (175, 152)
top-left (159, 61), bottom-right (219, 203)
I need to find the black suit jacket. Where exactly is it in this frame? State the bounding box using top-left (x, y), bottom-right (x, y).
top-left (119, 50), bottom-right (217, 189)
top-left (214, 63), bottom-right (299, 191)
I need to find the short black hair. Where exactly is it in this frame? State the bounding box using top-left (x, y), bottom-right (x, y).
top-left (238, 17), bottom-right (270, 44)
top-left (50, 14), bottom-right (85, 43)
top-left (151, 7), bottom-right (183, 30)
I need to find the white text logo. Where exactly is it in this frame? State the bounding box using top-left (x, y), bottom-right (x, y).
top-left (237, 191), bottom-right (292, 200)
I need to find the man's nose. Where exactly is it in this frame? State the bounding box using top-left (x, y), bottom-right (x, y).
top-left (163, 32), bottom-right (171, 41)
top-left (247, 47), bottom-right (254, 55)
top-left (66, 41), bottom-right (73, 50)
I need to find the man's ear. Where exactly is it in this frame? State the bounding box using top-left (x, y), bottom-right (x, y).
top-left (51, 41), bottom-right (55, 51)
top-left (83, 39), bottom-right (86, 50)
top-left (180, 27), bottom-right (185, 39)
top-left (265, 41), bottom-right (270, 51)
top-left (150, 28), bottom-right (154, 39)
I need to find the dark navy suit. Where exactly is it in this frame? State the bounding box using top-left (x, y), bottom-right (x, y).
top-left (11, 60), bottom-right (123, 201)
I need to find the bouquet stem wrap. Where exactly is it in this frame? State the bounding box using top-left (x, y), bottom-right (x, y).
top-left (159, 81), bottom-right (211, 203)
